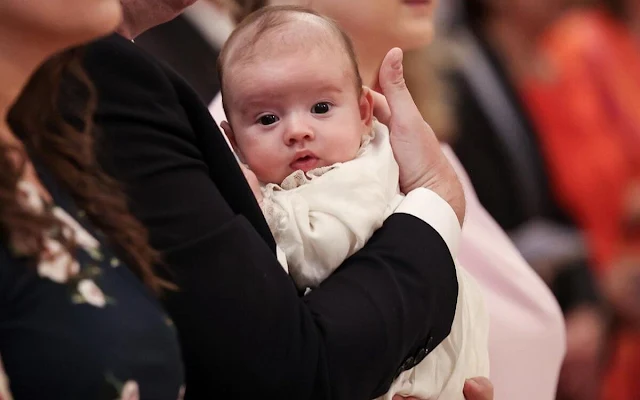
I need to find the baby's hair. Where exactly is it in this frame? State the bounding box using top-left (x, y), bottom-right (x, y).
top-left (218, 5), bottom-right (363, 115)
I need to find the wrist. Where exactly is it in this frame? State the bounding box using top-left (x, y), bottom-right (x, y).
top-left (404, 159), bottom-right (466, 226)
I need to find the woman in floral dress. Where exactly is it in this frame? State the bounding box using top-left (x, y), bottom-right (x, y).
top-left (0, 0), bottom-right (185, 398)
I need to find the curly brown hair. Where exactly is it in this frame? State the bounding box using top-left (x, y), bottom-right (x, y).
top-left (2, 48), bottom-right (168, 293)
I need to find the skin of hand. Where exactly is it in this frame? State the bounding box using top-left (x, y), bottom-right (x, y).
top-left (556, 306), bottom-right (608, 400)
top-left (373, 48), bottom-right (465, 226)
top-left (391, 377), bottom-right (495, 400)
top-left (602, 254), bottom-right (640, 328)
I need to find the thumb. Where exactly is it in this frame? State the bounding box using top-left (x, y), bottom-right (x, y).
top-left (378, 47), bottom-right (420, 125)
top-left (463, 377), bottom-right (494, 400)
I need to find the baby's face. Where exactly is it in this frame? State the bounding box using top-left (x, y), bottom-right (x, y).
top-left (224, 44), bottom-right (372, 185)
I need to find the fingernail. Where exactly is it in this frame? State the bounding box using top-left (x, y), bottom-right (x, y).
top-left (465, 378), bottom-right (481, 390)
top-left (391, 48), bottom-right (403, 70)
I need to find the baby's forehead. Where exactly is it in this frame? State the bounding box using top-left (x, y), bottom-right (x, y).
top-left (223, 15), bottom-right (350, 74)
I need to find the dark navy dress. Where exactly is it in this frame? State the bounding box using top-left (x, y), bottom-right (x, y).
top-left (0, 163), bottom-right (184, 399)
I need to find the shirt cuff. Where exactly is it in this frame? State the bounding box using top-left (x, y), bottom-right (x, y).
top-left (394, 188), bottom-right (461, 257)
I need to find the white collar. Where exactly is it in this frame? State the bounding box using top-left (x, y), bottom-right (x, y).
top-left (182, 1), bottom-right (234, 49)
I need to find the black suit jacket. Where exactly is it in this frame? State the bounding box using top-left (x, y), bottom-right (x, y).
top-left (81, 34), bottom-right (458, 399)
top-left (450, 44), bottom-right (556, 232)
top-left (135, 15), bottom-right (221, 104)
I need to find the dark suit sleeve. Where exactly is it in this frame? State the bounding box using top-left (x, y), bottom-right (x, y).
top-left (84, 36), bottom-right (458, 400)
top-left (551, 259), bottom-right (601, 313)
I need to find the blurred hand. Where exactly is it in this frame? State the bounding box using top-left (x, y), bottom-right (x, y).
top-left (603, 255), bottom-right (640, 327)
top-left (621, 180), bottom-right (640, 238)
top-left (391, 377), bottom-right (494, 400)
top-left (376, 48), bottom-right (465, 225)
top-left (557, 306), bottom-right (607, 400)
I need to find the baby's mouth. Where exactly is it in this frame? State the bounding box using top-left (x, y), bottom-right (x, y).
top-left (290, 154), bottom-right (319, 172)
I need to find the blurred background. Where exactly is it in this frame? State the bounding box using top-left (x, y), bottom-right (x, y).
top-left (135, 1), bottom-right (640, 399)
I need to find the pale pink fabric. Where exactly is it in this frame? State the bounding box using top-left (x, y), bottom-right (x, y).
top-left (442, 146), bottom-right (565, 400)
top-left (209, 94), bottom-right (566, 400)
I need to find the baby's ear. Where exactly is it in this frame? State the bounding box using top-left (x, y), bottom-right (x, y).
top-left (221, 120), bottom-right (236, 147)
top-left (359, 86), bottom-right (374, 128)
top-left (221, 120), bottom-right (245, 161)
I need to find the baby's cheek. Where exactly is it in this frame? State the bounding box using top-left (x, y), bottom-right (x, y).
top-left (246, 155), bottom-right (283, 184)
top-left (342, 131), bottom-right (366, 161)
top-left (245, 156), bottom-right (268, 176)
top-left (242, 140), bottom-right (270, 167)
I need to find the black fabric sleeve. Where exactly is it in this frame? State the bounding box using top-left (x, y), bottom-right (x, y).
top-left (551, 259), bottom-right (601, 314)
top-left (83, 36), bottom-right (458, 400)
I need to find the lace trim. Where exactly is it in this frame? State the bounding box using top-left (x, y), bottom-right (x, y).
top-left (260, 124), bottom-right (377, 235)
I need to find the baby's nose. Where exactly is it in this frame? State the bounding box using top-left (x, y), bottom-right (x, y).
top-left (284, 119), bottom-right (315, 144)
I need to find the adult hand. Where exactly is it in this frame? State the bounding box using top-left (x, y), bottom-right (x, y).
top-left (557, 306), bottom-right (607, 400)
top-left (376, 48), bottom-right (465, 225)
top-left (391, 377), bottom-right (494, 400)
top-left (621, 180), bottom-right (640, 238)
top-left (602, 255), bottom-right (640, 327)
top-left (463, 377), bottom-right (494, 400)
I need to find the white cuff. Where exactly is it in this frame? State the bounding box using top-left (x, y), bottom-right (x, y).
top-left (394, 188), bottom-right (461, 257)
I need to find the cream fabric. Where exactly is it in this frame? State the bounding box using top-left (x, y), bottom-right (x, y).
top-left (260, 121), bottom-right (489, 400)
top-left (211, 93), bottom-right (565, 400)
top-left (260, 122), bottom-right (402, 288)
top-left (384, 265), bottom-right (490, 400)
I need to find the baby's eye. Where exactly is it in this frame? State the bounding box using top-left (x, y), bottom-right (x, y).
top-left (311, 102), bottom-right (331, 114)
top-left (258, 114), bottom-right (279, 125)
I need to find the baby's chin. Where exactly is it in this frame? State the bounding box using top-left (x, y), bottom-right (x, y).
top-left (260, 158), bottom-right (334, 185)
top-left (255, 172), bottom-right (285, 186)
top-left (263, 170), bottom-right (312, 186)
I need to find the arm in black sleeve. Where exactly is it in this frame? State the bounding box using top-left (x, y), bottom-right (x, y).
top-left (83, 35), bottom-right (458, 400)
top-left (551, 259), bottom-right (602, 314)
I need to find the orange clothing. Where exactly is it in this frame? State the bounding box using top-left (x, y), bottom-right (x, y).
top-left (520, 9), bottom-right (640, 400)
top-left (521, 9), bottom-right (640, 276)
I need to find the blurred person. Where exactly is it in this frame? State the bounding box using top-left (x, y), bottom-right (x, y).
top-left (210, 1), bottom-right (566, 400)
top-left (218, 7), bottom-right (490, 400)
top-left (0, 0), bottom-right (185, 398)
top-left (61, 0), bottom-right (503, 399)
top-left (134, 0), bottom-right (234, 102)
top-left (449, 1), bottom-right (610, 399)
top-left (525, 0), bottom-right (640, 398)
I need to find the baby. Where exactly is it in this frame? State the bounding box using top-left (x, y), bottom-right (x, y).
top-left (217, 6), bottom-right (489, 400)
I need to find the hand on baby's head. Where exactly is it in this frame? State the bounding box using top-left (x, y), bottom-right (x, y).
top-left (375, 47), bottom-right (465, 225)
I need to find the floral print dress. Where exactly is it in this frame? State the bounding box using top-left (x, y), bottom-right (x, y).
top-left (0, 165), bottom-right (184, 399)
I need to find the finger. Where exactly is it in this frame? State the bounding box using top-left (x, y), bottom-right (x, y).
top-left (371, 90), bottom-right (391, 126)
top-left (463, 377), bottom-right (494, 400)
top-left (378, 48), bottom-right (421, 127)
